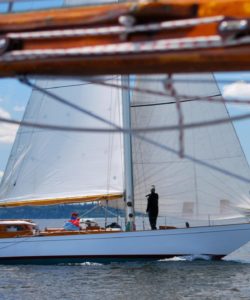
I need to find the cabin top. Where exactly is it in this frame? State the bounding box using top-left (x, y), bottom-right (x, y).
top-left (0, 219), bottom-right (38, 238)
top-left (0, 220), bottom-right (35, 226)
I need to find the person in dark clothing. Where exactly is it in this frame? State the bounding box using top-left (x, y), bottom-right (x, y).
top-left (146, 185), bottom-right (159, 230)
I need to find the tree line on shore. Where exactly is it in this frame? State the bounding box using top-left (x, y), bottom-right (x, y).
top-left (0, 203), bottom-right (125, 219)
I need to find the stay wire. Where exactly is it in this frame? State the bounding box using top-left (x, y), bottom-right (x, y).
top-left (2, 109), bottom-right (250, 133)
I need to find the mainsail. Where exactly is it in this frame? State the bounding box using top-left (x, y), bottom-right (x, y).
top-left (132, 74), bottom-right (250, 220)
top-left (0, 77), bottom-right (124, 206)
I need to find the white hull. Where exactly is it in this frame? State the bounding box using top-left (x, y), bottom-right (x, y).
top-left (1, 223), bottom-right (250, 264)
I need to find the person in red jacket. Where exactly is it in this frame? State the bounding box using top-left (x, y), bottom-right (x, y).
top-left (69, 212), bottom-right (80, 227)
top-left (64, 212), bottom-right (81, 231)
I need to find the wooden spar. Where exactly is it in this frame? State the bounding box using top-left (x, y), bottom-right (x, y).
top-left (0, 0), bottom-right (250, 33)
top-left (0, 1), bottom-right (199, 32)
top-left (0, 192), bottom-right (123, 207)
top-left (0, 0), bottom-right (249, 76)
top-left (0, 46), bottom-right (249, 76)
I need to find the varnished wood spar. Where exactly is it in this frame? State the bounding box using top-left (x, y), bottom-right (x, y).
top-left (0, 0), bottom-right (249, 77)
top-left (0, 46), bottom-right (249, 77)
top-left (0, 1), bottom-right (198, 33)
top-left (0, 0), bottom-right (250, 33)
top-left (0, 193), bottom-right (122, 207)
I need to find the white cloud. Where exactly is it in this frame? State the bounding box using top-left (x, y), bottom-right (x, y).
top-left (13, 105), bottom-right (25, 112)
top-left (0, 107), bottom-right (18, 144)
top-left (223, 81), bottom-right (250, 100)
top-left (0, 107), bottom-right (10, 118)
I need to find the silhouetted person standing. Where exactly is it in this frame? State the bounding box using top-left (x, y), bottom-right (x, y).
top-left (146, 185), bottom-right (159, 230)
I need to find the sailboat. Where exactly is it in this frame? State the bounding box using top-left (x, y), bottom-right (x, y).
top-left (0, 0), bottom-right (250, 264)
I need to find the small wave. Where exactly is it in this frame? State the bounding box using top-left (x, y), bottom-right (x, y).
top-left (158, 256), bottom-right (187, 262)
top-left (61, 261), bottom-right (104, 266)
top-left (78, 262), bottom-right (104, 266)
top-left (183, 254), bottom-right (212, 261)
top-left (158, 255), bottom-right (213, 262)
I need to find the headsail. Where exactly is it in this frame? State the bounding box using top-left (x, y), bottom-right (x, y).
top-left (132, 74), bottom-right (250, 220)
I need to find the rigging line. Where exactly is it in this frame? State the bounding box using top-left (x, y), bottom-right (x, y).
top-left (34, 76), bottom-right (120, 90)
top-left (131, 97), bottom-right (219, 108)
top-left (165, 74), bottom-right (184, 158)
top-left (125, 78), bottom-right (250, 84)
top-left (2, 110), bottom-right (250, 133)
top-left (101, 204), bottom-right (121, 218)
top-left (88, 80), bottom-right (250, 106)
top-left (8, 16), bottom-right (224, 39)
top-left (0, 119), bottom-right (250, 183)
top-left (18, 77), bottom-right (250, 184)
top-left (79, 203), bottom-right (102, 218)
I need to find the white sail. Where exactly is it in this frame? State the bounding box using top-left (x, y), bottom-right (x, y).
top-left (0, 77), bottom-right (124, 205)
top-left (132, 74), bottom-right (250, 220)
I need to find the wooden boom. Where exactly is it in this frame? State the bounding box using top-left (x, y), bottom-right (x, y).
top-left (0, 0), bottom-right (249, 76)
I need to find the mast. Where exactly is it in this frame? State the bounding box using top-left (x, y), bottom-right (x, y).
top-left (122, 75), bottom-right (135, 230)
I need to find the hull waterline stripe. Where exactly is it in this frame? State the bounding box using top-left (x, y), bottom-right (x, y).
top-left (0, 254), bottom-right (225, 263)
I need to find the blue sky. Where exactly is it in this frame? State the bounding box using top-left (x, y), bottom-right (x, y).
top-left (0, 72), bottom-right (250, 182)
top-left (0, 0), bottom-right (63, 13)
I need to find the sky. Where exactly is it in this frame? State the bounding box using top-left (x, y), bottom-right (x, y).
top-left (0, 72), bottom-right (250, 184)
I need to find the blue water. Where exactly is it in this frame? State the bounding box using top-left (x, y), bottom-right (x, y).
top-left (1, 259), bottom-right (250, 300)
top-left (0, 219), bottom-right (250, 299)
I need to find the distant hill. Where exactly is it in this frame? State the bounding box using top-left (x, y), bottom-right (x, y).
top-left (0, 203), bottom-right (125, 219)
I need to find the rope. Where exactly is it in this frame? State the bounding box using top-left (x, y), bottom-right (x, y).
top-left (7, 16), bottom-right (224, 40)
top-left (2, 108), bottom-right (250, 133)
top-left (2, 35), bottom-right (250, 62)
top-left (79, 203), bottom-right (101, 218)
top-left (164, 74), bottom-right (184, 158)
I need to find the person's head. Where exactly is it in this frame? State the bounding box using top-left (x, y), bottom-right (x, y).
top-left (151, 185), bottom-right (155, 193)
top-left (71, 212), bottom-right (79, 219)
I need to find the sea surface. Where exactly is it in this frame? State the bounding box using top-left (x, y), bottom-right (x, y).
top-left (1, 219), bottom-right (250, 300)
